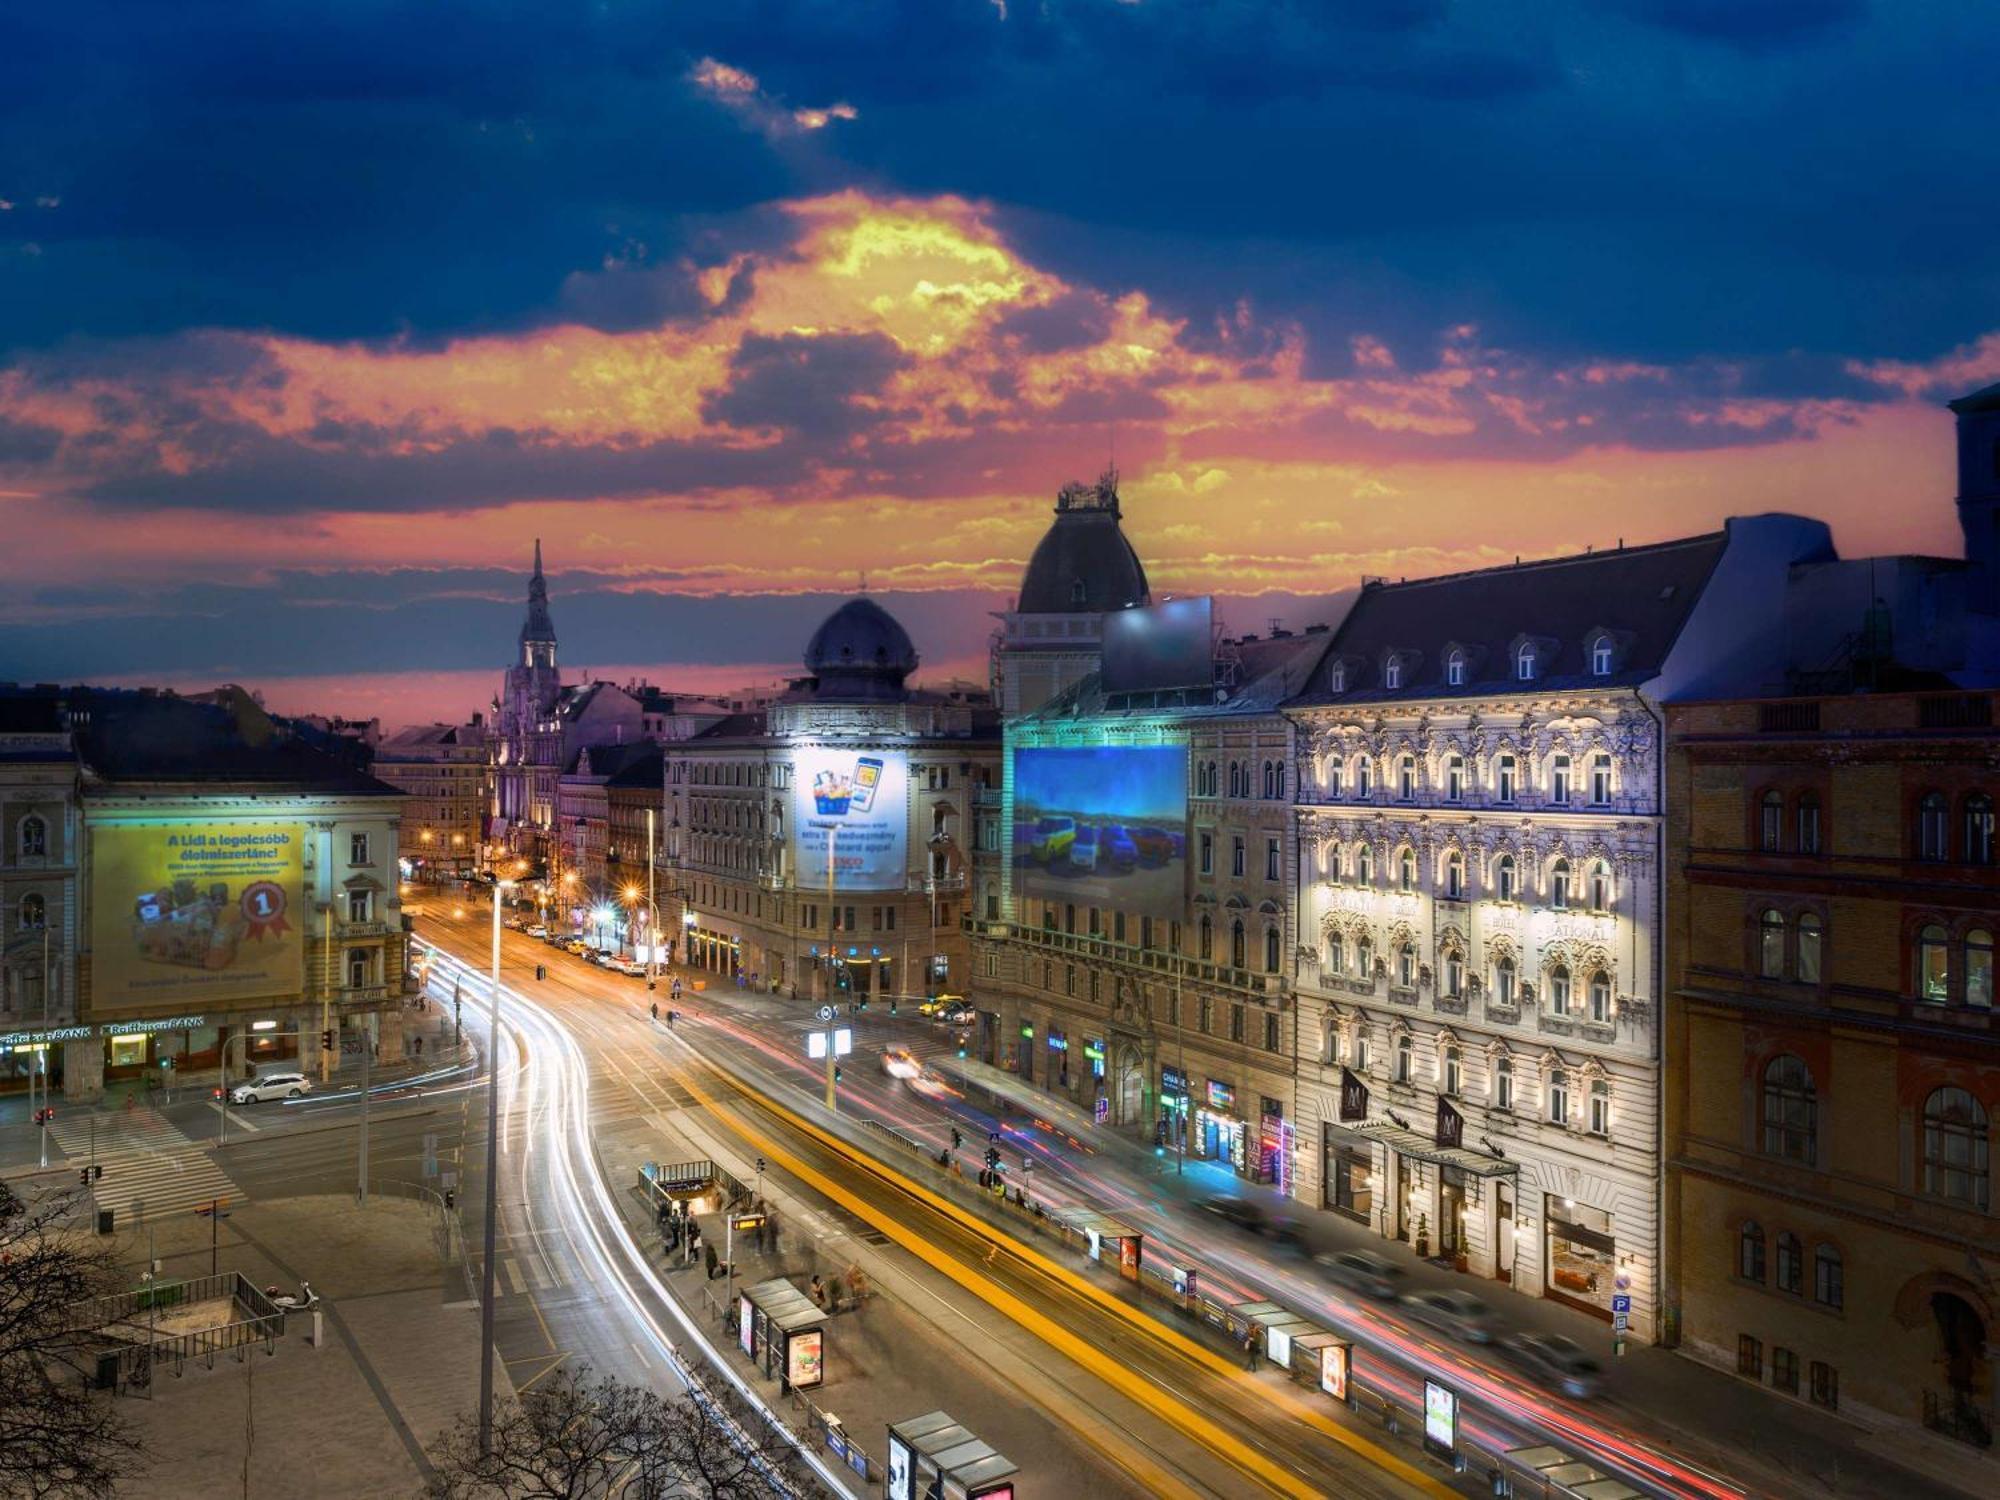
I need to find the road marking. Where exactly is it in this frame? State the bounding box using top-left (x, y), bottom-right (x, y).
top-left (629, 1339), bottom-right (652, 1368)
top-left (215, 1105), bottom-right (262, 1131)
top-left (503, 1257), bottom-right (525, 1294)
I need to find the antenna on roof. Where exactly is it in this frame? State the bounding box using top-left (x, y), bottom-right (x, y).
top-left (1267, 616), bottom-right (1284, 636)
top-left (859, 570), bottom-right (868, 593)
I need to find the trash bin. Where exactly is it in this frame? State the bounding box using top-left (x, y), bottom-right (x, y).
top-left (97, 1208), bottom-right (114, 1235)
top-left (536, 964), bottom-right (547, 981)
top-left (94, 1352), bottom-right (119, 1390)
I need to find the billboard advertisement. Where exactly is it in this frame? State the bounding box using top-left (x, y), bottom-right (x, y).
top-left (90, 822), bottom-right (306, 1008)
top-left (785, 1328), bottom-right (824, 1389)
top-left (1013, 744), bottom-right (1186, 915)
top-left (1102, 596), bottom-right (1214, 694)
top-left (793, 748), bottom-right (907, 892)
top-left (1423, 1379), bottom-right (1457, 1458)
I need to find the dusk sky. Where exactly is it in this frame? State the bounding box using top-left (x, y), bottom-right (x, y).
top-left (4, 1), bottom-right (1997, 727)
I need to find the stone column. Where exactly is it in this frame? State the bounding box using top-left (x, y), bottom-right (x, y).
top-left (62, 1035), bottom-right (104, 1103)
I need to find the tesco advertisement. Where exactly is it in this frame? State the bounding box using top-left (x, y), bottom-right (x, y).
top-left (1013, 744), bottom-right (1187, 914)
top-left (793, 748), bottom-right (908, 892)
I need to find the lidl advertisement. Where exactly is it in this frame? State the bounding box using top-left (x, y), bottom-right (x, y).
top-left (91, 823), bottom-right (306, 1007)
top-left (794, 748), bottom-right (907, 891)
top-left (1014, 744), bottom-right (1187, 914)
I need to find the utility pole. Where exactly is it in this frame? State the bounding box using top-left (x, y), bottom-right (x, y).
top-left (826, 822), bottom-right (839, 1015)
top-left (34, 926), bottom-right (48, 1168)
top-left (319, 902), bottom-right (333, 1085)
top-left (646, 808), bottom-right (658, 992)
top-left (1175, 954), bottom-right (1187, 1176)
top-left (478, 879), bottom-right (512, 1457)
top-left (356, 1025), bottom-right (371, 1205)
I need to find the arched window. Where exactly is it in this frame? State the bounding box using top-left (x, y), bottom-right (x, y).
top-left (1398, 847), bottom-right (1417, 892)
top-left (1813, 1244), bottom-right (1843, 1310)
top-left (1516, 643), bottom-right (1536, 681)
top-left (1922, 1086), bottom-right (1989, 1208)
top-left (1739, 1221), bottom-right (1766, 1282)
top-left (1551, 754), bottom-right (1572, 806)
top-left (1446, 649), bottom-right (1465, 687)
top-left (1549, 965), bottom-right (1572, 1015)
top-left (1494, 1055), bottom-right (1515, 1109)
top-left (1495, 956), bottom-right (1517, 1007)
top-left (18, 815), bottom-right (46, 858)
top-left (1967, 793), bottom-right (1995, 866)
top-left (1384, 658), bottom-right (1402, 690)
top-left (1444, 950), bottom-right (1463, 997)
top-left (1325, 760), bottom-right (1343, 798)
top-left (1198, 914), bottom-right (1213, 961)
top-left (1356, 758), bottom-right (1373, 799)
top-left (1590, 752), bottom-right (1612, 806)
top-left (1797, 913), bottom-right (1823, 985)
top-left (1775, 1232), bottom-right (1803, 1295)
top-left (1327, 932), bottom-right (1344, 974)
top-left (1496, 754), bottom-right (1516, 803)
top-left (18, 893), bottom-right (46, 931)
top-left (1759, 790), bottom-right (1784, 852)
top-left (1445, 755), bottom-right (1465, 802)
top-left (1588, 859), bottom-right (1612, 912)
top-left (1588, 972), bottom-right (1612, 1023)
top-left (1397, 755), bottom-right (1416, 800)
top-left (1917, 922), bottom-right (1950, 1002)
top-left (1396, 942), bottom-right (1416, 989)
top-left (1329, 661), bottom-right (1346, 693)
top-left (1968, 928), bottom-right (1994, 1009)
top-left (1759, 908), bottom-right (1787, 979)
top-left (1494, 854), bottom-right (1517, 903)
top-left (1260, 761), bottom-right (1273, 799)
top-left (1322, 841), bottom-right (1343, 882)
top-left (1918, 791), bottom-right (1950, 861)
top-left (1591, 637), bottom-right (1614, 676)
top-left (1274, 762), bottom-right (1285, 800)
top-left (1444, 852), bottom-right (1464, 900)
top-left (1443, 1046), bottom-right (1462, 1096)
top-left (1394, 1033), bottom-right (1414, 1083)
top-left (1263, 925), bottom-right (1281, 974)
top-left (1230, 919), bottom-right (1246, 969)
top-left (1356, 845), bottom-right (1374, 885)
top-left (1356, 937), bottom-right (1374, 978)
top-left (1547, 1069), bottom-right (1569, 1124)
top-left (1550, 858), bottom-right (1571, 909)
top-left (1796, 793), bottom-right (1822, 855)
top-left (1761, 1055), bottom-right (1817, 1163)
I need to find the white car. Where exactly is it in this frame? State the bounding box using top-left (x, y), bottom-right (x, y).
top-left (230, 1072), bottom-right (311, 1105)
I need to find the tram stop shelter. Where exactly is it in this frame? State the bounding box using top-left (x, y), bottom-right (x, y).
top-left (1233, 1301), bottom-right (1325, 1379)
top-left (886, 1410), bottom-right (1019, 1500)
top-left (1067, 1211), bottom-right (1142, 1281)
top-left (1502, 1445), bottom-right (1644, 1499)
top-left (736, 1277), bottom-right (826, 1391)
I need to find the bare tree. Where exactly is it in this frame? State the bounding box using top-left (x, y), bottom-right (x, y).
top-left (425, 1364), bottom-right (805, 1500)
top-left (0, 1181), bottom-right (140, 1498)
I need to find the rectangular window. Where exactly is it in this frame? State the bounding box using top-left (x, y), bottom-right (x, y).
top-left (1230, 1004), bottom-right (1245, 1043)
top-left (1065, 964), bottom-right (1076, 996)
top-left (845, 906), bottom-right (856, 933)
top-left (1231, 836), bottom-right (1246, 878)
top-left (984, 953), bottom-right (998, 978)
top-left (1265, 837), bottom-right (1280, 881)
top-left (345, 949), bottom-right (372, 989)
top-left (1591, 755), bottom-right (1612, 806)
top-left (1809, 1362), bottom-right (1838, 1410)
top-left (1737, 1335), bottom-right (1763, 1379)
top-left (1772, 1347), bottom-right (1798, 1396)
top-left (1198, 997), bottom-right (1212, 1034)
top-left (349, 832), bottom-right (371, 866)
top-left (886, 907), bottom-right (895, 931)
top-left (345, 889), bottom-right (371, 923)
top-left (1497, 757), bottom-right (1516, 804)
top-left (1199, 833), bottom-right (1214, 876)
top-left (1264, 1013), bottom-right (1279, 1052)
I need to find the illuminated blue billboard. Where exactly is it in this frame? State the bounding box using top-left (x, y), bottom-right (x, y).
top-left (1014, 744), bottom-right (1186, 913)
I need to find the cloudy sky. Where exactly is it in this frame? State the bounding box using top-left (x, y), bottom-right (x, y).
top-left (2, 1), bottom-right (1996, 726)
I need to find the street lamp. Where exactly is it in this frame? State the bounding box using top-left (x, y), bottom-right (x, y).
top-left (479, 876), bottom-right (515, 1458)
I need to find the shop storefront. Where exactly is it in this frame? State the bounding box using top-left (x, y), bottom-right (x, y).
top-left (1196, 1078), bottom-right (1247, 1173)
top-left (1544, 1195), bottom-right (1617, 1320)
top-left (1323, 1125), bottom-right (1375, 1225)
top-left (1257, 1098), bottom-right (1291, 1191)
top-left (1159, 1064), bottom-right (1190, 1150)
top-left (1046, 1025), bottom-right (1071, 1091)
top-left (101, 1015), bottom-right (222, 1082)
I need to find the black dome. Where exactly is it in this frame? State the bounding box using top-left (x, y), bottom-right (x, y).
top-left (803, 598), bottom-right (918, 700)
top-left (1017, 470), bottom-right (1150, 614)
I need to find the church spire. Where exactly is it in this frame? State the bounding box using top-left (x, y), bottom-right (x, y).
top-left (519, 538), bottom-right (557, 654)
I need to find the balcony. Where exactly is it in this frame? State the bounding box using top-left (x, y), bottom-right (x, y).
top-left (338, 984), bottom-right (389, 1006)
top-left (1923, 1389), bottom-right (1992, 1449)
top-left (336, 919), bottom-right (391, 940)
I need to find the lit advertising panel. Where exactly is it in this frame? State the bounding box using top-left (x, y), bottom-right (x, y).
top-left (90, 822), bottom-right (305, 1008)
top-left (886, 1434), bottom-right (913, 1500)
top-left (1101, 596), bottom-right (1214, 693)
top-left (786, 1328), bottom-right (824, 1389)
top-left (1423, 1379), bottom-right (1457, 1457)
top-left (793, 748), bottom-right (907, 891)
top-left (1014, 744), bottom-right (1186, 916)
top-left (1320, 1341), bottom-right (1349, 1400)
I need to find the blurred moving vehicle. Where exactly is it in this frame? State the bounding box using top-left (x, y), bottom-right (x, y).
top-left (1315, 1248), bottom-right (1405, 1300)
top-left (1501, 1332), bottom-right (1602, 1398)
top-left (1399, 1288), bottom-right (1501, 1344)
top-left (1198, 1194), bottom-right (1269, 1234)
top-left (938, 1000), bottom-right (976, 1025)
top-left (880, 1047), bottom-right (921, 1080)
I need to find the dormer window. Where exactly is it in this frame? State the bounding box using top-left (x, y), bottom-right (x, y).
top-left (1329, 661), bottom-right (1347, 693)
top-left (1070, 578), bottom-right (1088, 607)
top-left (1591, 637), bottom-right (1614, 677)
top-left (1446, 649), bottom-right (1465, 687)
top-left (1384, 658), bottom-right (1402, 690)
top-left (1516, 643), bottom-right (1537, 681)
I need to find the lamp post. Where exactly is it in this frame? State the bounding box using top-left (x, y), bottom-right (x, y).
top-left (478, 876), bottom-right (514, 1458)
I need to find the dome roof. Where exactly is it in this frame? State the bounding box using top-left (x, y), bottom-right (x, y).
top-left (803, 598), bottom-right (918, 701)
top-left (1017, 469), bottom-right (1150, 614)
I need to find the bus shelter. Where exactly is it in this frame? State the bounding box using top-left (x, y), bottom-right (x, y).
top-left (737, 1278), bottom-right (826, 1391)
top-left (886, 1410), bottom-right (1020, 1500)
top-left (1293, 1329), bottom-right (1354, 1400)
top-left (1233, 1301), bottom-right (1321, 1376)
top-left (1067, 1211), bottom-right (1143, 1282)
top-left (1503, 1445), bottom-right (1644, 1499)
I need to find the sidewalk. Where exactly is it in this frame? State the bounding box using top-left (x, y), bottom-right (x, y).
top-left (98, 1192), bottom-right (506, 1499)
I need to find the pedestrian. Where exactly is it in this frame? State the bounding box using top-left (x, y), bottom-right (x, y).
top-left (650, 1001), bottom-right (658, 1021)
top-left (657, 1199), bottom-right (671, 1231)
top-left (704, 1242), bottom-right (718, 1280)
top-left (414, 1036), bottom-right (424, 1057)
top-left (809, 1273), bottom-right (825, 1309)
top-left (845, 1264), bottom-right (867, 1308)
top-left (1243, 1324), bottom-right (1263, 1372)
top-left (667, 1009), bottom-right (677, 1029)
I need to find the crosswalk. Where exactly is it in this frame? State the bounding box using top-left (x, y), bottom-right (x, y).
top-left (49, 1106), bottom-right (245, 1224)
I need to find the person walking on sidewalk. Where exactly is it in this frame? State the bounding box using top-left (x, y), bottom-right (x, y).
top-left (703, 1242), bottom-right (718, 1280)
top-left (1243, 1323), bottom-right (1263, 1372)
top-left (809, 1273), bottom-right (825, 1309)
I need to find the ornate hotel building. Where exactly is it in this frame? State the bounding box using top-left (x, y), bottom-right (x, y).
top-left (1285, 515), bottom-right (1836, 1343)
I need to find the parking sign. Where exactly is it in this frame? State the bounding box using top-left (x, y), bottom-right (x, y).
top-left (1611, 1293), bottom-right (1631, 1314)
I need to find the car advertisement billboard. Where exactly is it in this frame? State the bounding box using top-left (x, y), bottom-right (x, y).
top-left (90, 822), bottom-right (306, 1009)
top-left (793, 748), bottom-right (907, 892)
top-left (1014, 744), bottom-right (1186, 915)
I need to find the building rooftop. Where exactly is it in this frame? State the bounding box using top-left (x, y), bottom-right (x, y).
top-left (1015, 469), bottom-right (1151, 615)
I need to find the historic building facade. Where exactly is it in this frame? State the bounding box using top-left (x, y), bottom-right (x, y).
top-left (1664, 388), bottom-right (2000, 1459)
top-left (373, 717), bottom-right (490, 877)
top-left (490, 541), bottom-right (564, 871)
top-left (0, 693), bottom-right (78, 1092)
top-left (662, 599), bottom-right (997, 1002)
top-left (1285, 517), bottom-right (1837, 1344)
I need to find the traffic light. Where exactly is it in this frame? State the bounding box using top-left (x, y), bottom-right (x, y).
top-left (93, 1164), bottom-right (103, 1181)
top-left (320, 1029), bottom-right (334, 1052)
top-left (79, 1168), bottom-right (89, 1187)
top-left (35, 1107), bottom-right (54, 1125)
top-left (984, 1146), bottom-right (1000, 1171)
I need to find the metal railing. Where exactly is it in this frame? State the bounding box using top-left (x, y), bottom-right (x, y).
top-left (73, 1271), bottom-right (285, 1393)
top-left (1923, 1388), bottom-right (1993, 1449)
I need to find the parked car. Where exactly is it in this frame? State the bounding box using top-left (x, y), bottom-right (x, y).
top-left (526, 924), bottom-right (548, 938)
top-left (1030, 815), bottom-right (1076, 863)
top-left (1102, 824), bottom-right (1139, 871)
top-left (1316, 1248), bottom-right (1406, 1300)
top-left (939, 1001), bottom-right (976, 1025)
top-left (1502, 1332), bottom-right (1602, 1399)
top-left (613, 958), bottom-right (648, 977)
top-left (1132, 826), bottom-right (1176, 864)
top-left (1068, 823), bottom-right (1100, 871)
top-left (1197, 1194), bottom-right (1269, 1234)
top-left (230, 1072), bottom-right (311, 1105)
top-left (562, 938), bottom-right (589, 955)
top-left (1399, 1288), bottom-right (1501, 1344)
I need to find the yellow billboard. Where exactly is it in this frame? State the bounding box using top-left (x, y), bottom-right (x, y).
top-left (91, 823), bottom-right (306, 1008)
